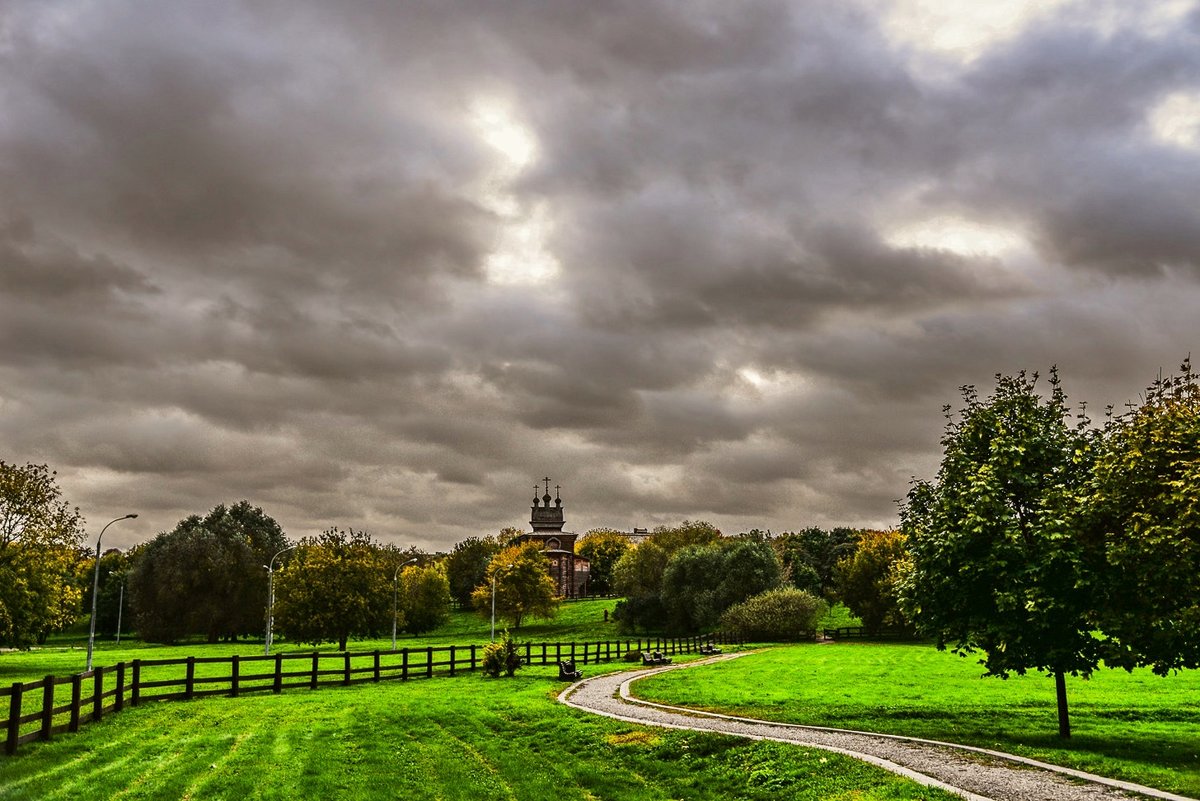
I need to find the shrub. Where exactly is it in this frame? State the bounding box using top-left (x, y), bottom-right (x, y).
top-left (719, 587), bottom-right (827, 642)
top-left (481, 630), bottom-right (522, 677)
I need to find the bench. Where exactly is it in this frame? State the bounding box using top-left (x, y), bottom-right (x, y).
top-left (641, 651), bottom-right (672, 666)
top-left (558, 659), bottom-right (582, 681)
top-left (698, 644), bottom-right (722, 655)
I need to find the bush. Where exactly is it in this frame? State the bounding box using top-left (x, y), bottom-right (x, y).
top-left (481, 630), bottom-right (522, 677)
top-left (719, 587), bottom-right (827, 642)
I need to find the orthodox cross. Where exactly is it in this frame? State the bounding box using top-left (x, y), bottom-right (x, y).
top-left (543, 477), bottom-right (552, 495)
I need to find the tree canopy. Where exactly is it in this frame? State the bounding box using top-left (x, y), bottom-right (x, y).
top-left (900, 369), bottom-right (1099, 738)
top-left (576, 529), bottom-right (630, 595)
top-left (470, 542), bottom-right (558, 630)
top-left (445, 535), bottom-right (501, 608)
top-left (397, 561), bottom-right (452, 635)
top-left (1083, 360), bottom-right (1200, 675)
top-left (129, 501), bottom-right (288, 643)
top-left (273, 528), bottom-right (390, 651)
top-left (0, 462), bottom-right (87, 647)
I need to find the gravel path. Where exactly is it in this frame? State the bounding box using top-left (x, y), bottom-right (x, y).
top-left (559, 654), bottom-right (1195, 801)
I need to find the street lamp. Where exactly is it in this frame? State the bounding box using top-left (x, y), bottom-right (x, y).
top-left (490, 563), bottom-right (514, 642)
top-left (391, 557), bottom-right (419, 651)
top-left (114, 575), bottom-right (125, 645)
top-left (87, 514), bottom-right (137, 671)
top-left (264, 545), bottom-right (296, 655)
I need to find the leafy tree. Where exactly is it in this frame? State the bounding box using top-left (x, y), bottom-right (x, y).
top-left (577, 529), bottom-right (630, 595)
top-left (0, 462), bottom-right (87, 647)
top-left (1084, 360), bottom-right (1200, 674)
top-left (900, 369), bottom-right (1099, 738)
top-left (470, 542), bottom-right (558, 629)
top-left (835, 530), bottom-right (910, 636)
top-left (660, 539), bottom-right (783, 632)
top-left (93, 548), bottom-right (135, 638)
top-left (611, 520), bottom-right (722, 631)
top-left (772, 527), bottom-right (858, 599)
top-left (273, 528), bottom-right (391, 651)
top-left (398, 561), bottom-right (452, 635)
top-left (719, 587), bottom-right (828, 641)
top-left (129, 502), bottom-right (288, 643)
top-left (445, 536), bottom-right (500, 607)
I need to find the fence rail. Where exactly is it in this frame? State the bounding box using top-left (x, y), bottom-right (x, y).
top-left (3, 631), bottom-right (740, 755)
top-left (821, 626), bottom-right (909, 640)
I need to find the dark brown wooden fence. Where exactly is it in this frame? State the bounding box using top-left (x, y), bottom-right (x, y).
top-left (3, 632), bottom-right (738, 755)
top-left (821, 626), bottom-right (908, 640)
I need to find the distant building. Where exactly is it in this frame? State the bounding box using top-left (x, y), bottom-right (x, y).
top-left (518, 478), bottom-right (590, 598)
top-left (624, 527), bottom-right (650, 545)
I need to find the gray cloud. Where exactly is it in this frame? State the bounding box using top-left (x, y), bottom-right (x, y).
top-left (2, 0), bottom-right (1198, 550)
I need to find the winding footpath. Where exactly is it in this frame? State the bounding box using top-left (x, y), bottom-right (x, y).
top-left (559, 654), bottom-right (1195, 801)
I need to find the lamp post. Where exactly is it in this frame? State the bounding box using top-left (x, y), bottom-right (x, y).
top-left (264, 545), bottom-right (296, 655)
top-left (391, 557), bottom-right (419, 651)
top-left (115, 578), bottom-right (124, 645)
top-left (490, 563), bottom-right (514, 642)
top-left (87, 514), bottom-right (137, 671)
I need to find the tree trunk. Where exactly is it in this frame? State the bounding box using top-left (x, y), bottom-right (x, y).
top-left (1055, 669), bottom-right (1071, 738)
top-left (338, 634), bottom-right (348, 651)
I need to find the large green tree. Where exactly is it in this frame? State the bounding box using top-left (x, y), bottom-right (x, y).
top-left (576, 528), bottom-right (630, 595)
top-left (470, 542), bottom-right (558, 630)
top-left (445, 536), bottom-right (500, 608)
top-left (129, 502), bottom-right (288, 643)
top-left (397, 561), bottom-right (452, 635)
top-left (1084, 360), bottom-right (1200, 674)
top-left (0, 462), bottom-right (87, 647)
top-left (772, 527), bottom-right (858, 599)
top-left (612, 520), bottom-right (723, 631)
top-left (900, 369), bottom-right (1099, 738)
top-left (273, 528), bottom-right (391, 651)
top-left (835, 530), bottom-right (909, 636)
top-left (660, 538), bottom-right (783, 632)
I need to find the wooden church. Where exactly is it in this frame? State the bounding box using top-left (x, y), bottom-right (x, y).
top-left (518, 478), bottom-right (591, 598)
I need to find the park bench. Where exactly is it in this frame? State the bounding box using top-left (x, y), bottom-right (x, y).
top-left (641, 651), bottom-right (672, 666)
top-left (558, 659), bottom-right (582, 681)
top-left (698, 644), bottom-right (722, 655)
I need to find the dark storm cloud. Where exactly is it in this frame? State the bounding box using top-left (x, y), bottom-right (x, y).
top-left (2, 0), bottom-right (1198, 549)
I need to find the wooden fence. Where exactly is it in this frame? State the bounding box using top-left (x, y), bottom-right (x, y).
top-left (3, 632), bottom-right (739, 755)
top-left (821, 626), bottom-right (909, 640)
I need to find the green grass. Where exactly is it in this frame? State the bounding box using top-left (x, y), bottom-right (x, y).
top-left (1, 599), bottom-right (629, 685)
top-left (0, 661), bottom-right (959, 801)
top-left (633, 643), bottom-right (1200, 798)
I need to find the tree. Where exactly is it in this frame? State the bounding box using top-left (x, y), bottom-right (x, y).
top-left (719, 587), bottom-right (828, 641)
top-left (129, 502), bottom-right (288, 643)
top-left (273, 528), bottom-right (391, 651)
top-left (1084, 360), bottom-right (1200, 674)
top-left (660, 539), bottom-right (783, 632)
top-left (899, 369), bottom-right (1099, 738)
top-left (576, 529), bottom-right (630, 595)
top-left (398, 562), bottom-right (452, 635)
top-left (470, 542), bottom-right (558, 629)
top-left (445, 536), bottom-right (500, 608)
top-left (611, 520), bottom-right (722, 631)
top-left (834, 530), bottom-right (909, 636)
top-left (0, 462), bottom-right (87, 647)
top-left (92, 548), bottom-right (135, 638)
top-left (772, 527), bottom-right (858, 600)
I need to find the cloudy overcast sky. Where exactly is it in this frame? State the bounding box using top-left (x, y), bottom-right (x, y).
top-left (3, 0), bottom-right (1199, 551)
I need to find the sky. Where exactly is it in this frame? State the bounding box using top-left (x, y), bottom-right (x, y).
top-left (3, 0), bottom-right (1199, 552)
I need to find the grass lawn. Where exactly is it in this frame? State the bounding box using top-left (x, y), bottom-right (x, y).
top-left (0, 660), bottom-right (960, 801)
top-left (633, 643), bottom-right (1200, 798)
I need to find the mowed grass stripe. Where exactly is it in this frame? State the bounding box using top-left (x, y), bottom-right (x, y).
top-left (0, 670), bottom-right (959, 801)
top-left (633, 643), bottom-right (1200, 798)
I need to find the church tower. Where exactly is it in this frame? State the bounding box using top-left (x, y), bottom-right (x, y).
top-left (520, 477), bottom-right (590, 597)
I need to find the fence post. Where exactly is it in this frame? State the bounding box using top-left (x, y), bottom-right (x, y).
top-left (311, 652), bottom-right (319, 690)
top-left (69, 674), bottom-right (82, 732)
top-left (449, 646), bottom-right (456, 677)
top-left (470, 644), bottom-right (477, 672)
top-left (6, 683), bottom-right (21, 755)
top-left (402, 648), bottom-right (409, 681)
top-left (541, 643), bottom-right (547, 665)
top-left (185, 657), bottom-right (196, 700)
top-left (373, 650), bottom-right (381, 682)
top-left (93, 667), bottom-right (104, 722)
top-left (131, 660), bottom-right (141, 706)
top-left (426, 647), bottom-right (433, 678)
top-left (570, 642), bottom-right (575, 663)
top-left (231, 655), bottom-right (240, 698)
top-left (555, 642), bottom-right (561, 663)
top-left (343, 652), bottom-right (351, 685)
top-left (115, 663), bottom-right (125, 712)
top-left (39, 677), bottom-right (53, 741)
top-left (273, 654), bottom-right (283, 693)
